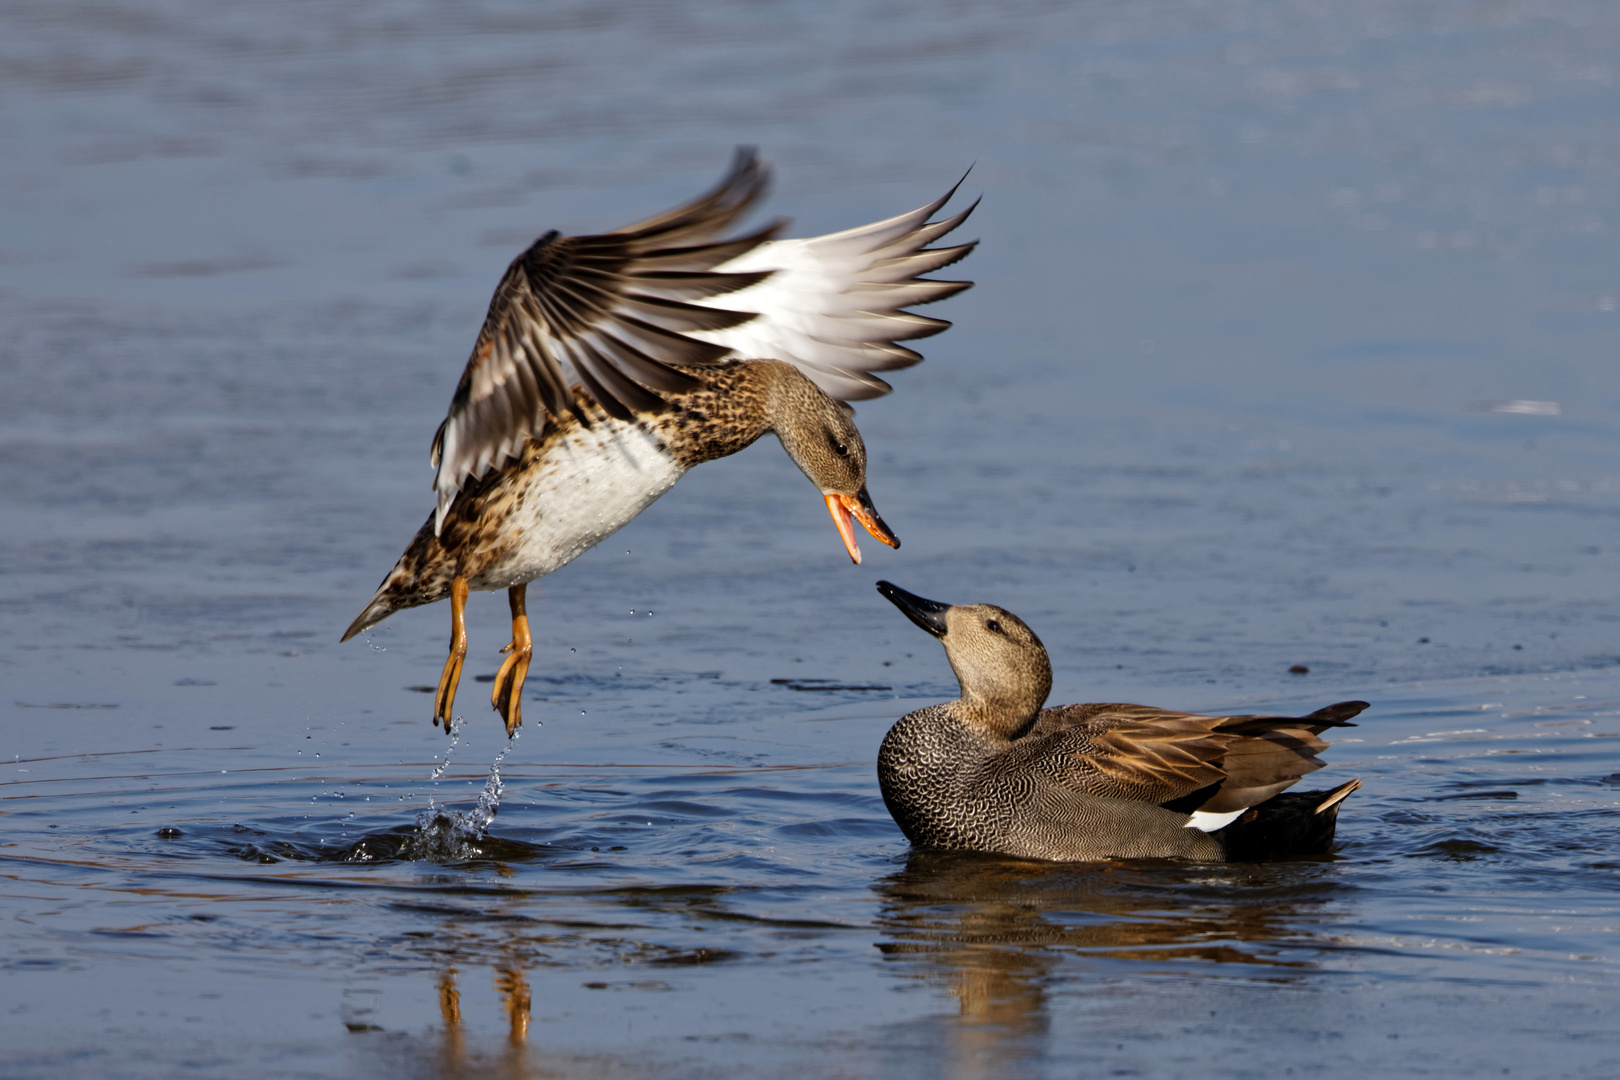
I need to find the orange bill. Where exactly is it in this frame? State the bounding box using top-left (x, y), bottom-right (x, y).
top-left (824, 488), bottom-right (900, 565)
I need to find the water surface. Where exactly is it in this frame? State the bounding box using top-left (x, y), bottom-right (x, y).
top-left (4, 2), bottom-right (1620, 1076)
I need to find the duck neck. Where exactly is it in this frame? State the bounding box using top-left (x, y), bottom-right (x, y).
top-left (940, 638), bottom-right (1053, 741)
top-left (755, 359), bottom-right (821, 441)
top-left (733, 359), bottom-right (848, 482)
top-left (949, 685), bottom-right (1049, 743)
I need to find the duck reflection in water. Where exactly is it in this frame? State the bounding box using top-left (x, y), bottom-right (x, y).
top-left (872, 849), bottom-right (1349, 1076)
top-left (429, 962), bottom-right (533, 1079)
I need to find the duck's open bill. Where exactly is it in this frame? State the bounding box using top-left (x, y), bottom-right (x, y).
top-left (825, 488), bottom-right (899, 564)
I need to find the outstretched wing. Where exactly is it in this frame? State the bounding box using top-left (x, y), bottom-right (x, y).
top-left (429, 148), bottom-right (781, 533)
top-left (429, 149), bottom-right (978, 534)
top-left (689, 179), bottom-right (977, 401)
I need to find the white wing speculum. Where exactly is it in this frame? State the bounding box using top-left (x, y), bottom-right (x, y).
top-left (688, 186), bottom-right (977, 401)
top-left (1184, 809), bottom-right (1246, 833)
top-left (427, 149), bottom-right (976, 534)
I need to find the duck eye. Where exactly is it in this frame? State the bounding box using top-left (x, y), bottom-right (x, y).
top-left (832, 440), bottom-right (849, 457)
top-left (986, 619), bottom-right (1002, 633)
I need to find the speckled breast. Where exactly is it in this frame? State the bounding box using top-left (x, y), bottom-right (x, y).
top-left (877, 708), bottom-right (1017, 851)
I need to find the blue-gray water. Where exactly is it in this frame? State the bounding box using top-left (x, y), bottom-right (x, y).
top-left (4, 2), bottom-right (1620, 1076)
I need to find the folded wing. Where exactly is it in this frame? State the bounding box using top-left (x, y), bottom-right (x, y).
top-left (1033, 700), bottom-right (1367, 814)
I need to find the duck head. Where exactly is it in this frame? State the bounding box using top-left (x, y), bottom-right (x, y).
top-left (877, 580), bottom-right (1053, 736)
top-left (766, 362), bottom-right (899, 564)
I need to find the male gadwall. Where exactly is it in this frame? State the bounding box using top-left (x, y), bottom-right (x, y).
top-left (875, 581), bottom-right (1365, 861)
top-left (343, 151), bottom-right (975, 734)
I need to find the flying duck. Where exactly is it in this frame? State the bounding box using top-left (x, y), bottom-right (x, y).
top-left (342, 151), bottom-right (976, 735)
top-left (875, 581), bottom-right (1366, 862)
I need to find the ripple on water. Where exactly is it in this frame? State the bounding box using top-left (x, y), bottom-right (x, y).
top-left (5, 675), bottom-right (1620, 1078)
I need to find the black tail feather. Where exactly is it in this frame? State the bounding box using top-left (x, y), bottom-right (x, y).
top-left (1217, 778), bottom-right (1362, 861)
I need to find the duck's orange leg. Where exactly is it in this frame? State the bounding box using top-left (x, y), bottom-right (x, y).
top-left (490, 583), bottom-right (531, 736)
top-left (434, 576), bottom-right (469, 731)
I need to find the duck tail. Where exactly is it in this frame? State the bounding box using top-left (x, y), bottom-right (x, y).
top-left (342, 589), bottom-right (397, 642)
top-left (1216, 778), bottom-right (1363, 862)
top-left (1301, 700), bottom-right (1370, 729)
top-left (340, 517), bottom-right (456, 641)
top-left (1311, 777), bottom-right (1362, 816)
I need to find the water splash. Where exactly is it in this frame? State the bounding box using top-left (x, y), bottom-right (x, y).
top-left (427, 716), bottom-right (465, 783)
top-left (401, 721), bottom-right (519, 862)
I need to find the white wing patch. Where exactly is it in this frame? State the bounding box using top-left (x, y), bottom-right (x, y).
top-left (687, 195), bottom-right (974, 401)
top-left (1185, 809), bottom-right (1246, 833)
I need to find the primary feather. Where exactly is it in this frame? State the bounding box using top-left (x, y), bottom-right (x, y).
top-left (687, 181), bottom-right (978, 401)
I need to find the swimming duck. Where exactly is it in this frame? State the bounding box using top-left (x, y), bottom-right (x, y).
top-left (343, 151), bottom-right (975, 735)
top-left (875, 581), bottom-right (1366, 862)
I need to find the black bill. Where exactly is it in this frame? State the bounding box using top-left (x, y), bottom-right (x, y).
top-left (876, 580), bottom-right (950, 638)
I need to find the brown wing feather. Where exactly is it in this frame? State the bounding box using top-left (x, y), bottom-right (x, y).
top-left (428, 148), bottom-right (780, 533)
top-left (1027, 700), bottom-right (1366, 813)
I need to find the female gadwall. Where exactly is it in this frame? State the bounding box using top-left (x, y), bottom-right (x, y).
top-left (875, 581), bottom-right (1365, 862)
top-left (343, 151), bottom-right (975, 734)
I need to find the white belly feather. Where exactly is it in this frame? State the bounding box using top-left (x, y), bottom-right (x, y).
top-left (474, 419), bottom-right (686, 589)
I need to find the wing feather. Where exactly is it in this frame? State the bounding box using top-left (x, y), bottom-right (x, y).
top-left (616, 293), bottom-right (759, 334)
top-left (1026, 701), bottom-right (1365, 814)
top-left (590, 328), bottom-right (703, 394)
top-left (627, 225), bottom-right (786, 272)
top-left (631, 269), bottom-right (774, 298)
top-left (867, 242), bottom-right (977, 281)
top-left (686, 179), bottom-right (977, 400)
top-left (428, 149), bottom-right (976, 533)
